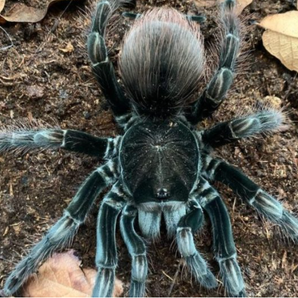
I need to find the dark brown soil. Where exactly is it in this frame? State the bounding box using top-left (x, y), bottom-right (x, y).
top-left (0, 0), bottom-right (297, 297)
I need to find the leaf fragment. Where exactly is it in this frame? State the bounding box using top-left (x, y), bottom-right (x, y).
top-left (259, 11), bottom-right (298, 72)
top-left (22, 250), bottom-right (124, 297)
top-left (0, 0), bottom-right (5, 14)
top-left (233, 0), bottom-right (253, 15)
top-left (0, 0), bottom-right (80, 24)
top-left (193, 0), bottom-right (252, 15)
top-left (259, 11), bottom-right (298, 38)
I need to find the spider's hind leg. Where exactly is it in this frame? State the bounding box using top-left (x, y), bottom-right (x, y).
top-left (186, 0), bottom-right (240, 124)
top-left (3, 161), bottom-right (117, 296)
top-left (203, 156), bottom-right (298, 241)
top-left (87, 1), bottom-right (133, 125)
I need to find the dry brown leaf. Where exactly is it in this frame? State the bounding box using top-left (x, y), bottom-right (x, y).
top-left (22, 250), bottom-right (123, 297)
top-left (0, 0), bottom-right (5, 14)
top-left (193, 0), bottom-right (252, 15)
top-left (0, 0), bottom-right (79, 24)
top-left (259, 11), bottom-right (298, 72)
top-left (234, 0), bottom-right (252, 15)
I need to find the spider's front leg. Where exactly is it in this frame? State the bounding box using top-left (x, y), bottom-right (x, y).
top-left (120, 205), bottom-right (148, 297)
top-left (193, 177), bottom-right (246, 297)
top-left (2, 160), bottom-right (117, 297)
top-left (176, 200), bottom-right (218, 289)
top-left (87, 0), bottom-right (133, 126)
top-left (93, 182), bottom-right (127, 297)
top-left (186, 0), bottom-right (240, 124)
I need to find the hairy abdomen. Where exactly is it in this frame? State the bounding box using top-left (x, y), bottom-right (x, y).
top-left (119, 8), bottom-right (205, 118)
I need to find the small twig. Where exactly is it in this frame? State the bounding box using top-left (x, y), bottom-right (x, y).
top-left (167, 259), bottom-right (183, 296)
top-left (0, 26), bottom-right (14, 51)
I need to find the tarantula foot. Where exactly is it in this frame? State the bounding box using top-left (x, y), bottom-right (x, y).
top-left (92, 268), bottom-right (115, 297)
top-left (219, 256), bottom-right (245, 297)
top-left (186, 254), bottom-right (218, 289)
top-left (129, 280), bottom-right (146, 297)
top-left (251, 190), bottom-right (298, 241)
top-left (3, 273), bottom-right (22, 297)
top-left (280, 211), bottom-right (298, 242)
top-left (237, 289), bottom-right (247, 297)
top-left (0, 289), bottom-right (8, 297)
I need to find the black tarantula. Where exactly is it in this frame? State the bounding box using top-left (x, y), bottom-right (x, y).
top-left (1, 0), bottom-right (298, 297)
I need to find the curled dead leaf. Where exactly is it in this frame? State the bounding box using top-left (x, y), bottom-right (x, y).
top-left (0, 0), bottom-right (81, 24)
top-left (22, 250), bottom-right (123, 297)
top-left (259, 11), bottom-right (298, 72)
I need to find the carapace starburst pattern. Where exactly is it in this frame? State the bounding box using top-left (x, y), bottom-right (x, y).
top-left (1, 0), bottom-right (298, 297)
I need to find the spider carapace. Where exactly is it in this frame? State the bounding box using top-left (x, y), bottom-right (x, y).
top-left (120, 120), bottom-right (199, 235)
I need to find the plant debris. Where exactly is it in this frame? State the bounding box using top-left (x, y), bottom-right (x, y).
top-left (0, 0), bottom-right (81, 24)
top-left (22, 250), bottom-right (123, 297)
top-left (259, 11), bottom-right (298, 72)
top-left (194, 0), bottom-right (252, 15)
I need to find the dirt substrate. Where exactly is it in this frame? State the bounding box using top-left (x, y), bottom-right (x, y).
top-left (0, 0), bottom-right (298, 297)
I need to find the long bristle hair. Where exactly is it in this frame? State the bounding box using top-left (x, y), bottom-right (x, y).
top-left (119, 8), bottom-right (205, 119)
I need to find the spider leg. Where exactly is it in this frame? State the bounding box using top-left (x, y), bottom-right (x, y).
top-left (203, 156), bottom-right (298, 241)
top-left (186, 0), bottom-right (240, 124)
top-left (0, 127), bottom-right (118, 158)
top-left (200, 110), bottom-right (284, 149)
top-left (92, 182), bottom-right (126, 297)
top-left (87, 1), bottom-right (132, 125)
top-left (122, 11), bottom-right (141, 19)
top-left (2, 160), bottom-right (117, 297)
top-left (120, 205), bottom-right (148, 297)
top-left (176, 199), bottom-right (218, 289)
top-left (194, 177), bottom-right (245, 297)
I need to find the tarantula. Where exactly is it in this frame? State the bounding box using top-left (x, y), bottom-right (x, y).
top-left (1, 0), bottom-right (298, 296)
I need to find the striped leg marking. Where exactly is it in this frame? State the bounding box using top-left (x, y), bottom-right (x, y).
top-left (93, 183), bottom-right (126, 297)
top-left (3, 161), bottom-right (117, 297)
top-left (87, 1), bottom-right (131, 119)
top-left (187, 0), bottom-right (240, 124)
top-left (120, 205), bottom-right (148, 297)
top-left (0, 127), bottom-right (114, 158)
top-left (200, 110), bottom-right (285, 149)
top-left (176, 200), bottom-right (217, 289)
top-left (203, 157), bottom-right (298, 241)
top-left (194, 177), bottom-right (245, 296)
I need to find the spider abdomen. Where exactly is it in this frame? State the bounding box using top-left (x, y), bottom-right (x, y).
top-left (119, 120), bottom-right (200, 206)
top-left (119, 8), bottom-right (205, 118)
